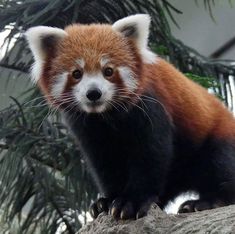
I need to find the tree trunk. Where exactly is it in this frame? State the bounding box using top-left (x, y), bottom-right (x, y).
top-left (78, 204), bottom-right (235, 234)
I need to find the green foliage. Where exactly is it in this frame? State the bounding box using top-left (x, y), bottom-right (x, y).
top-left (185, 73), bottom-right (224, 101)
top-left (0, 90), bottom-right (96, 233)
top-left (185, 73), bottom-right (217, 89)
top-left (151, 44), bottom-right (169, 56)
top-left (0, 0), bottom-right (234, 233)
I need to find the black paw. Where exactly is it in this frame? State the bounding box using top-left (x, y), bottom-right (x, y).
top-left (109, 196), bottom-right (159, 220)
top-left (178, 199), bottom-right (225, 214)
top-left (90, 197), bottom-right (111, 219)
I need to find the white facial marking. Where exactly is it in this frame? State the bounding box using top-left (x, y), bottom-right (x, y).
top-left (118, 67), bottom-right (138, 92)
top-left (100, 57), bottom-right (110, 67)
top-left (73, 72), bottom-right (115, 113)
top-left (112, 14), bottom-right (158, 65)
top-left (76, 58), bottom-right (85, 68)
top-left (25, 26), bottom-right (67, 83)
top-left (51, 72), bottom-right (68, 98)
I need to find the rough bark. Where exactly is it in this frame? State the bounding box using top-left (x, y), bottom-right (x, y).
top-left (78, 204), bottom-right (235, 234)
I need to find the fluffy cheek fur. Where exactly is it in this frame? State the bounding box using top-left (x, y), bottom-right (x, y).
top-left (51, 72), bottom-right (68, 99)
top-left (48, 66), bottom-right (138, 114)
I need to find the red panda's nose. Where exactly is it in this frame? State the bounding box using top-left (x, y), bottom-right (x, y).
top-left (86, 88), bottom-right (102, 101)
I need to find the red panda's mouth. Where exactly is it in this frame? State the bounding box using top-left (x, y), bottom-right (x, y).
top-left (86, 101), bottom-right (103, 107)
top-left (82, 100), bottom-right (108, 114)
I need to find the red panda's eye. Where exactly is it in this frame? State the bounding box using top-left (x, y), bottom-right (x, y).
top-left (103, 67), bottom-right (114, 77)
top-left (72, 69), bottom-right (83, 80)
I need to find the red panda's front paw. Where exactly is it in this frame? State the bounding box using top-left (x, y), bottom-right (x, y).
top-left (109, 196), bottom-right (159, 220)
top-left (90, 197), bottom-right (111, 219)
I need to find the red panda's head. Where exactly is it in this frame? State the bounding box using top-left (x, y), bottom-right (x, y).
top-left (25, 14), bottom-right (157, 113)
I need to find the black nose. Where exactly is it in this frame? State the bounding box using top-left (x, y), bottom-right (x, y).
top-left (86, 88), bottom-right (102, 101)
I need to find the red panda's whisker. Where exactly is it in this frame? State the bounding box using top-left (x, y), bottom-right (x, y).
top-left (113, 101), bottom-right (127, 112)
top-left (114, 94), bottom-right (144, 109)
top-left (125, 92), bottom-right (149, 110)
top-left (140, 96), bottom-right (171, 120)
top-left (63, 100), bottom-right (82, 122)
top-left (63, 104), bottom-right (78, 123)
top-left (111, 97), bottom-right (126, 110)
top-left (118, 90), bottom-right (170, 119)
top-left (21, 94), bottom-right (73, 107)
top-left (115, 94), bottom-right (131, 99)
top-left (111, 98), bottom-right (129, 112)
top-left (116, 90), bottom-right (143, 102)
top-left (58, 100), bottom-right (77, 115)
top-left (25, 103), bottom-right (50, 109)
top-left (63, 101), bottom-right (77, 114)
top-left (125, 99), bottom-right (154, 129)
top-left (37, 97), bottom-right (76, 130)
top-left (30, 98), bottom-right (70, 109)
top-left (106, 100), bottom-right (120, 112)
top-left (21, 97), bottom-right (48, 106)
top-left (23, 99), bottom-right (50, 108)
top-left (38, 108), bottom-right (54, 130)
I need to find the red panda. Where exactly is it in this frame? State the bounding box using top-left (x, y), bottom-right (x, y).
top-left (25, 14), bottom-right (235, 220)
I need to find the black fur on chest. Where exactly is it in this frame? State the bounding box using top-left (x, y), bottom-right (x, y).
top-left (64, 96), bottom-right (174, 199)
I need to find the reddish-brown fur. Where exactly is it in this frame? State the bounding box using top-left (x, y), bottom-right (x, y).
top-left (38, 23), bottom-right (235, 144)
top-left (140, 59), bottom-right (235, 143)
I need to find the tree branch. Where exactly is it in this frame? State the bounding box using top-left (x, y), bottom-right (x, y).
top-left (78, 204), bottom-right (235, 234)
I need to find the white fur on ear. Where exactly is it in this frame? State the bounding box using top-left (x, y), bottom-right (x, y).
top-left (112, 14), bottom-right (157, 64)
top-left (25, 26), bottom-right (67, 83)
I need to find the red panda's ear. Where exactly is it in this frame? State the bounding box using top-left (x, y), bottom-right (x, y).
top-left (25, 26), bottom-right (67, 83)
top-left (112, 14), bottom-right (156, 64)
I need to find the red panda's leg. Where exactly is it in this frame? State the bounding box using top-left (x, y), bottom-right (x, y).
top-left (105, 138), bottom-right (173, 219)
top-left (178, 138), bottom-right (235, 213)
top-left (108, 137), bottom-right (173, 220)
top-left (107, 139), bottom-right (173, 220)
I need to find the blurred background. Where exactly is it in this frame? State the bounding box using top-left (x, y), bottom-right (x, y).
top-left (0, 0), bottom-right (234, 233)
top-left (170, 0), bottom-right (235, 60)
